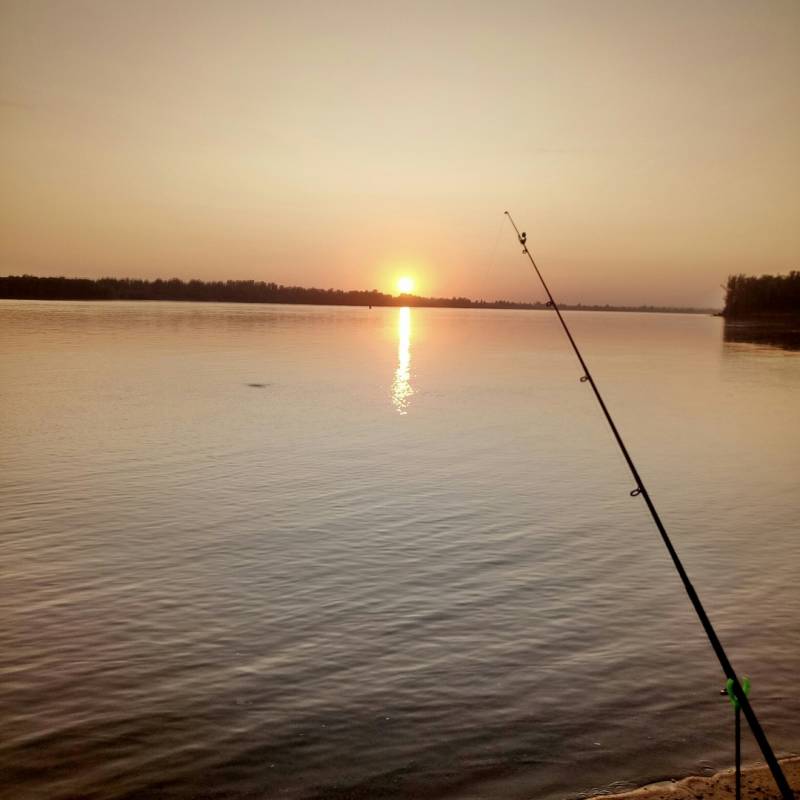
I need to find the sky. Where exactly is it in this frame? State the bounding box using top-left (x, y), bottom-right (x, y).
top-left (1, 0), bottom-right (798, 307)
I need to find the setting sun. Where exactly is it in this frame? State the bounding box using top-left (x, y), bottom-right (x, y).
top-left (396, 276), bottom-right (414, 294)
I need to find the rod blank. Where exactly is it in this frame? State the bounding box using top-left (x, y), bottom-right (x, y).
top-left (504, 210), bottom-right (791, 800)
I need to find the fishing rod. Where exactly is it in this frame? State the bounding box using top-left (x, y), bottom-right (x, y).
top-left (504, 211), bottom-right (792, 800)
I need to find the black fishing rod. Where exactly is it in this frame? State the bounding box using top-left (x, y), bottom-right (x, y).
top-left (504, 211), bottom-right (792, 800)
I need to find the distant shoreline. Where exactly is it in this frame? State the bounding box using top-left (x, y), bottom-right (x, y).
top-left (0, 275), bottom-right (717, 315)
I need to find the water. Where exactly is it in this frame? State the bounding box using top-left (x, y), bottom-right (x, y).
top-left (1, 301), bottom-right (798, 800)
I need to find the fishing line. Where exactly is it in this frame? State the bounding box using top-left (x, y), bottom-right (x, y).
top-left (503, 210), bottom-right (792, 800)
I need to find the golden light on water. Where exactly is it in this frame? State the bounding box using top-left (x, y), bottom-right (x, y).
top-left (391, 307), bottom-right (413, 415)
top-left (396, 276), bottom-right (414, 294)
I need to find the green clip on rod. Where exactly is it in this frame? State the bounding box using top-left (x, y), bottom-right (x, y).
top-left (725, 676), bottom-right (752, 800)
top-left (504, 211), bottom-right (791, 800)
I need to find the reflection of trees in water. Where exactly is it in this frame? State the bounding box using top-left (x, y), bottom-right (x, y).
top-left (723, 320), bottom-right (800, 351)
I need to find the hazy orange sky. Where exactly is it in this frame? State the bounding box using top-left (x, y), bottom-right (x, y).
top-left (2, 1), bottom-right (798, 307)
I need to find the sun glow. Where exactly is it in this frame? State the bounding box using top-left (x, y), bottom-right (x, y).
top-left (396, 276), bottom-right (414, 294)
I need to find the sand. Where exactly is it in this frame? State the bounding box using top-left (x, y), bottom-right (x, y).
top-left (587, 757), bottom-right (800, 800)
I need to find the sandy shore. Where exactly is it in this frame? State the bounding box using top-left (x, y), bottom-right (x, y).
top-left (587, 757), bottom-right (800, 800)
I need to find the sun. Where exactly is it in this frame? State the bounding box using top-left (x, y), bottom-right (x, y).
top-left (396, 276), bottom-right (414, 294)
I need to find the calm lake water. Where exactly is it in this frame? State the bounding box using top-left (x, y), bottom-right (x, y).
top-left (1, 301), bottom-right (798, 800)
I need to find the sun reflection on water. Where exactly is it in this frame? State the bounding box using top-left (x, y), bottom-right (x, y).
top-left (391, 307), bottom-right (413, 414)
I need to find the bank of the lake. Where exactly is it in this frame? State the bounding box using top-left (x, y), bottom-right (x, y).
top-left (589, 756), bottom-right (800, 800)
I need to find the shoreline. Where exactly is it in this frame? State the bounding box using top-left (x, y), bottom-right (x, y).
top-left (587, 756), bottom-right (800, 800)
top-left (0, 296), bottom-right (718, 315)
top-left (0, 275), bottom-right (717, 315)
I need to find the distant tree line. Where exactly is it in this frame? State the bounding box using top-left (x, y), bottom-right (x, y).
top-left (723, 272), bottom-right (800, 318)
top-left (0, 274), bottom-right (712, 313)
top-left (0, 275), bottom-right (540, 308)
